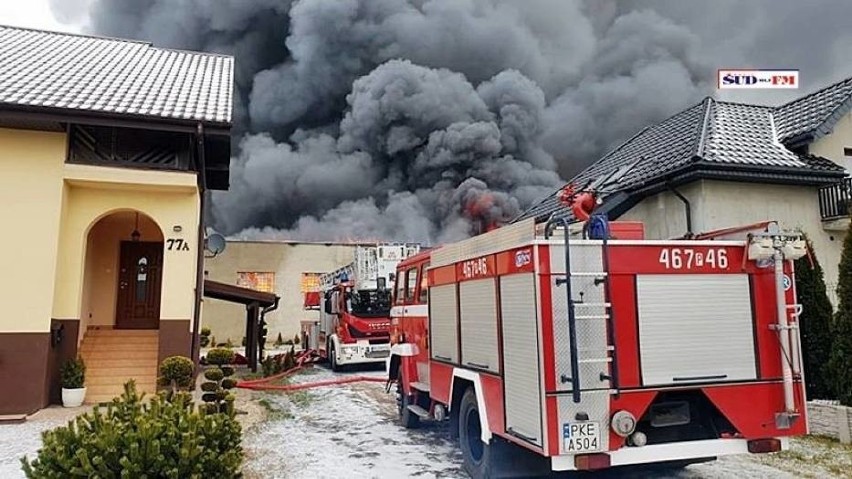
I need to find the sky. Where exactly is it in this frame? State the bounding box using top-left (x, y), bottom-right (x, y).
top-left (0, 0), bottom-right (82, 32)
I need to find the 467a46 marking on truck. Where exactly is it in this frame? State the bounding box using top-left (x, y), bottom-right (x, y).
top-left (658, 247), bottom-right (729, 270)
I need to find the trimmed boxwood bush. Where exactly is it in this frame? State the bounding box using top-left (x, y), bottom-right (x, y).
top-left (205, 368), bottom-right (224, 382)
top-left (206, 348), bottom-right (235, 366)
top-left (21, 381), bottom-right (242, 478)
top-left (158, 356), bottom-right (194, 393)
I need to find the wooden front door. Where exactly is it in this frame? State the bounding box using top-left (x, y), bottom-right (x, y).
top-left (116, 241), bottom-right (163, 329)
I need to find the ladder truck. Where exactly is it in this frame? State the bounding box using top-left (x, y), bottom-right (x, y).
top-left (311, 244), bottom-right (420, 370)
top-left (387, 191), bottom-right (809, 478)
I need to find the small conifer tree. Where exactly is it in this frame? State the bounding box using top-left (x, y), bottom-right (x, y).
top-left (793, 238), bottom-right (834, 399)
top-left (829, 226), bottom-right (852, 405)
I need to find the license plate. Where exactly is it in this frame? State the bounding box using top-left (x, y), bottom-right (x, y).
top-left (563, 422), bottom-right (601, 453)
top-left (366, 348), bottom-right (390, 358)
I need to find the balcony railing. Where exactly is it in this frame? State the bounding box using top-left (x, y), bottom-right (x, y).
top-left (818, 177), bottom-right (852, 220)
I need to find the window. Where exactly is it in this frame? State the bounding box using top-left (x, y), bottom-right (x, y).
top-left (300, 273), bottom-right (321, 292)
top-left (405, 267), bottom-right (418, 302)
top-left (301, 272), bottom-right (322, 309)
top-left (395, 271), bottom-right (406, 304)
top-left (418, 263), bottom-right (430, 303)
top-left (136, 257), bottom-right (149, 302)
top-left (237, 272), bottom-right (275, 293)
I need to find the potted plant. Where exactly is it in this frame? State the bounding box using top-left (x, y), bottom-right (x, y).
top-left (61, 357), bottom-right (86, 407)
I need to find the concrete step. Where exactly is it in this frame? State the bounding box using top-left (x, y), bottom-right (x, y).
top-left (81, 335), bottom-right (159, 344)
top-left (80, 350), bottom-right (159, 361)
top-left (85, 382), bottom-right (157, 395)
top-left (87, 367), bottom-right (157, 379)
top-left (85, 386), bottom-right (158, 404)
top-left (85, 328), bottom-right (159, 336)
top-left (79, 343), bottom-right (159, 353)
top-left (81, 358), bottom-right (159, 369)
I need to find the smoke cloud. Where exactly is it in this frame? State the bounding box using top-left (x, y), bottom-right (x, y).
top-left (52, 0), bottom-right (852, 243)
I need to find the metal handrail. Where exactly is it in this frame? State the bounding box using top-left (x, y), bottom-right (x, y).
top-left (544, 216), bottom-right (581, 403)
top-left (598, 221), bottom-right (620, 397)
top-left (818, 177), bottom-right (852, 220)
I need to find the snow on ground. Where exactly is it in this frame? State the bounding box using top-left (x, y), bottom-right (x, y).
top-left (0, 406), bottom-right (89, 479)
top-left (3, 369), bottom-right (848, 479)
top-left (242, 367), bottom-right (464, 478)
top-left (242, 366), bottom-right (851, 479)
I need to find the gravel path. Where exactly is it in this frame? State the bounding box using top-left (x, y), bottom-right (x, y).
top-left (0, 406), bottom-right (90, 479)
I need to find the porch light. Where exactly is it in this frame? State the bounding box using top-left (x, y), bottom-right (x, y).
top-left (130, 212), bottom-right (141, 241)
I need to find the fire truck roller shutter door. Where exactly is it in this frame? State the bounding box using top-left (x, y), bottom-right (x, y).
top-left (430, 284), bottom-right (459, 363)
top-left (636, 274), bottom-right (757, 385)
top-left (500, 273), bottom-right (544, 447)
top-left (459, 279), bottom-right (500, 374)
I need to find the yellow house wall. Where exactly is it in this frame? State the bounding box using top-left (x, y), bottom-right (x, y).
top-left (0, 128), bottom-right (67, 333)
top-left (51, 171), bottom-right (201, 327)
top-left (621, 180), bottom-right (845, 304)
top-left (809, 112), bottom-right (852, 170)
top-left (203, 242), bottom-right (359, 343)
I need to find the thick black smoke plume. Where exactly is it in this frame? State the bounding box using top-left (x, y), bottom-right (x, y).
top-left (52, 0), bottom-right (852, 243)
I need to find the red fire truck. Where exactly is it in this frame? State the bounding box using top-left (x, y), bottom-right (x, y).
top-left (307, 244), bottom-right (419, 370)
top-left (388, 214), bottom-right (808, 477)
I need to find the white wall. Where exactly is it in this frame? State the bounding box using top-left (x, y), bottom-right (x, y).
top-left (810, 112), bottom-right (852, 170)
top-left (621, 180), bottom-right (845, 304)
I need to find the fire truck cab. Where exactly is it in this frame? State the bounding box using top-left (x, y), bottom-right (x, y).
top-left (388, 216), bottom-right (808, 478)
top-left (310, 244), bottom-right (420, 370)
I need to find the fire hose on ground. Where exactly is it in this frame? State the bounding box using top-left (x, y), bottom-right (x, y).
top-left (236, 349), bottom-right (388, 392)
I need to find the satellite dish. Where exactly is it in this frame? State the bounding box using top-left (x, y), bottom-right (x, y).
top-left (205, 233), bottom-right (226, 257)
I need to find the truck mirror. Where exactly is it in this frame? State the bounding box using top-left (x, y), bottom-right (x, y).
top-left (329, 292), bottom-right (340, 315)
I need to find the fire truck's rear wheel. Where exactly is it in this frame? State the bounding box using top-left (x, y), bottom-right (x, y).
top-left (328, 342), bottom-right (341, 372)
top-left (397, 384), bottom-right (420, 429)
top-left (459, 388), bottom-right (494, 479)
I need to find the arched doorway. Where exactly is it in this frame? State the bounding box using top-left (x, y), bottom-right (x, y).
top-left (80, 210), bottom-right (165, 330)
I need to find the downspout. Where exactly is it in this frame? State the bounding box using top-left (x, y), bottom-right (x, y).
top-left (259, 297), bottom-right (281, 360)
top-left (667, 185), bottom-right (693, 237)
top-left (191, 123), bottom-right (208, 364)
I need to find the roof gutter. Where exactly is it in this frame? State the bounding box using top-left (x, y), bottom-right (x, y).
top-left (191, 122), bottom-right (208, 364)
top-left (0, 104), bottom-right (232, 136)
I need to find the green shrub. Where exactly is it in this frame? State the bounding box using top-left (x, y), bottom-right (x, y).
top-left (158, 356), bottom-right (194, 392)
top-left (204, 368), bottom-right (224, 382)
top-left (199, 327), bottom-right (212, 348)
top-left (61, 357), bottom-right (85, 389)
top-left (225, 338), bottom-right (234, 348)
top-left (293, 334), bottom-right (301, 345)
top-left (241, 336), bottom-right (246, 347)
top-left (830, 222), bottom-right (852, 405)
top-left (206, 348), bottom-right (235, 366)
top-left (21, 381), bottom-right (242, 478)
top-left (201, 362), bottom-right (237, 413)
top-left (794, 238), bottom-right (834, 399)
top-left (274, 332), bottom-right (284, 347)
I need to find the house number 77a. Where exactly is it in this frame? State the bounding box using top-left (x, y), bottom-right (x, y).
top-left (166, 238), bottom-right (190, 251)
